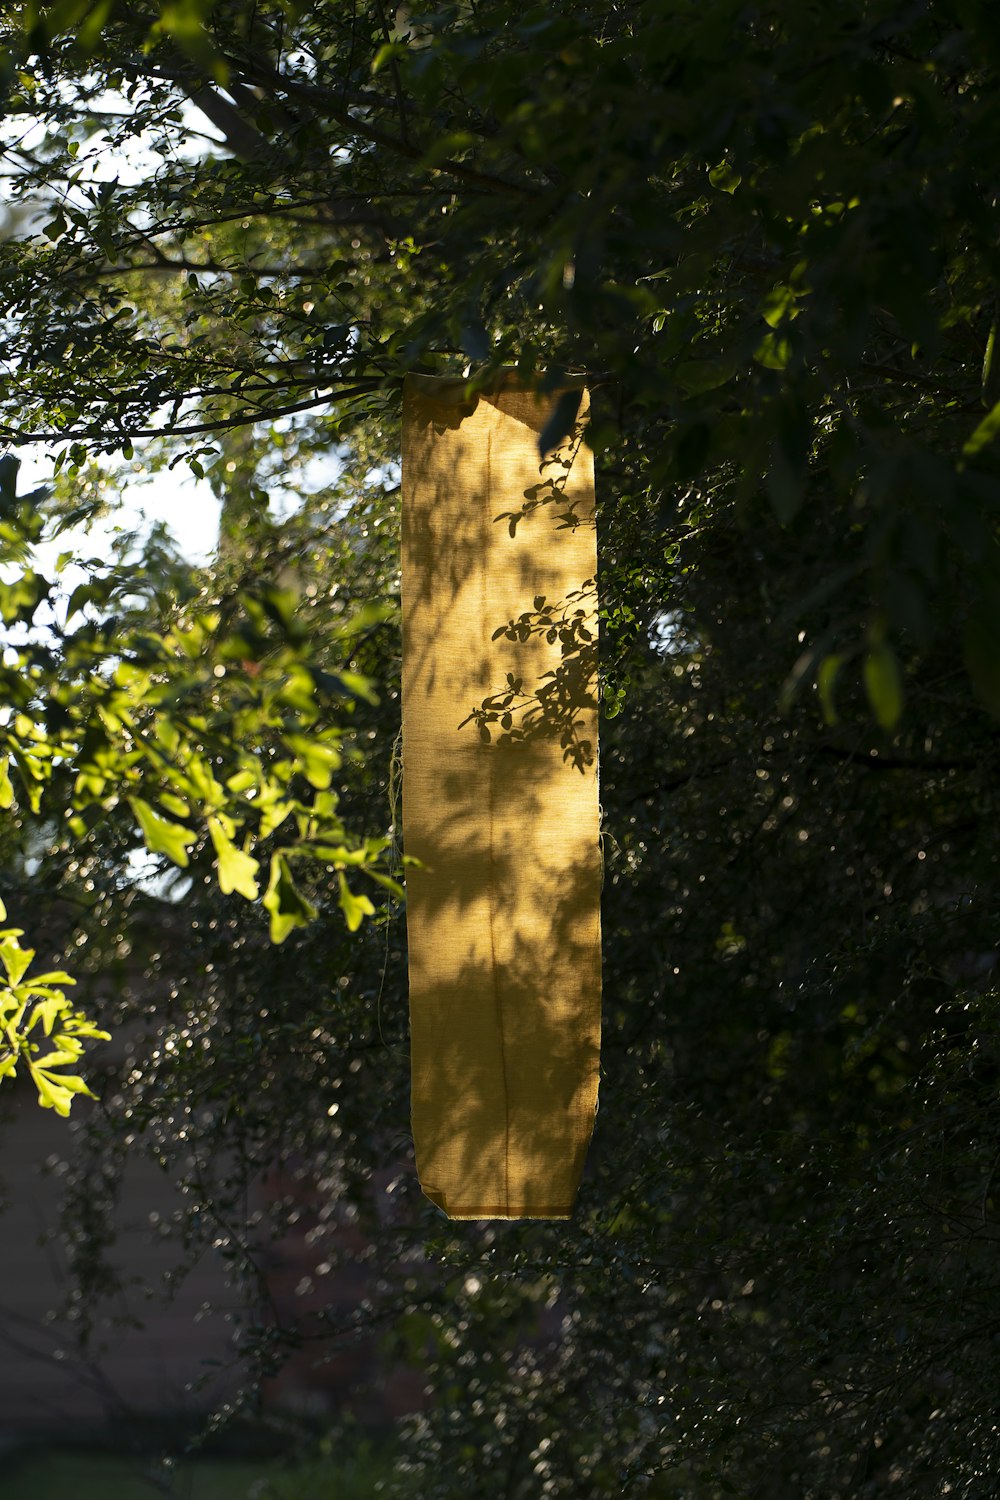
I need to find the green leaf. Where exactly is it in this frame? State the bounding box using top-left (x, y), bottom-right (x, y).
top-left (12, 752), bottom-right (43, 815)
top-left (761, 286), bottom-right (800, 329)
top-left (65, 1019), bottom-right (111, 1042)
top-left (28, 998), bottom-right (69, 1036)
top-left (76, 0), bottom-right (116, 51)
top-left (338, 872), bottom-right (376, 932)
top-left (371, 40), bottom-right (407, 74)
top-left (863, 642), bottom-right (903, 731)
top-left (151, 1), bottom-right (229, 84)
top-left (263, 853), bottom-right (317, 944)
top-left (29, 1063), bottom-right (94, 1117)
top-left (983, 319), bottom-right (998, 404)
top-left (817, 654), bottom-right (845, 726)
top-left (338, 670), bottom-right (380, 705)
top-left (259, 796), bottom-right (294, 839)
top-left (208, 816), bottom-right (260, 900)
top-left (128, 796), bottom-right (196, 868)
top-left (963, 398), bottom-right (1000, 459)
top-left (225, 768), bottom-right (257, 794)
top-left (256, 584), bottom-right (301, 636)
top-left (283, 733), bottom-right (343, 791)
top-left (708, 161), bottom-right (742, 193)
top-left (158, 791), bottom-right (192, 819)
top-left (311, 844), bottom-right (367, 865)
top-left (0, 937), bottom-right (33, 986)
top-left (0, 756), bottom-right (14, 810)
top-left (754, 332), bottom-right (792, 370)
top-left (334, 600), bottom-right (396, 640)
top-left (420, 130), bottom-right (479, 170)
top-left (674, 356), bottom-right (738, 395)
top-left (0, 570), bottom-right (50, 625)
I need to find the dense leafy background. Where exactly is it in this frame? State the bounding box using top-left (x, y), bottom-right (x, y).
top-left (1, 0), bottom-right (1000, 1495)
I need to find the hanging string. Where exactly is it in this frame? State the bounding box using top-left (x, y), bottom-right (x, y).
top-left (597, 801), bottom-right (621, 893)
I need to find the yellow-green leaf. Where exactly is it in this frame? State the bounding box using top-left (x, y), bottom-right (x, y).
top-left (754, 332), bottom-right (792, 370)
top-left (259, 794), bottom-right (294, 839)
top-left (0, 756), bottom-right (14, 810)
top-left (0, 937), bottom-right (33, 986)
top-left (128, 795), bottom-right (196, 868)
top-left (963, 398), bottom-right (1000, 459)
top-left (263, 853), bottom-right (317, 944)
top-left (708, 161), bottom-right (742, 194)
top-left (226, 768), bottom-right (257, 794)
top-left (208, 816), bottom-right (260, 900)
top-left (371, 40), bottom-right (407, 74)
top-left (311, 844), bottom-right (367, 865)
top-left (338, 872), bottom-right (375, 933)
top-left (761, 286), bottom-right (800, 328)
top-left (863, 642), bottom-right (903, 731)
top-left (158, 791), bottom-right (192, 820)
top-left (30, 1045), bottom-right (83, 1070)
top-left (283, 733), bottom-right (342, 790)
top-left (28, 997), bottom-right (69, 1036)
top-left (817, 653), bottom-right (845, 725)
top-left (29, 1065), bottom-right (94, 1117)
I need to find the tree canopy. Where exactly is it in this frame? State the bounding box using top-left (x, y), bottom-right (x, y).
top-left (2, 0), bottom-right (1000, 1494)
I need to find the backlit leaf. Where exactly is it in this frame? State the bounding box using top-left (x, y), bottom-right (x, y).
top-left (863, 642), bottom-right (903, 731)
top-left (338, 872), bottom-right (376, 932)
top-left (128, 796), bottom-right (196, 868)
top-left (208, 816), bottom-right (260, 900)
top-left (263, 853), bottom-right (317, 944)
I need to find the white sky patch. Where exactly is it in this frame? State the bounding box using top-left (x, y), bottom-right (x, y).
top-left (15, 446), bottom-right (222, 570)
top-left (2, 84), bottom-right (350, 568)
top-left (1, 84), bottom-right (229, 564)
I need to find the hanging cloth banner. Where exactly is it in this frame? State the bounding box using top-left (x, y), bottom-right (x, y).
top-left (401, 373), bottom-right (602, 1220)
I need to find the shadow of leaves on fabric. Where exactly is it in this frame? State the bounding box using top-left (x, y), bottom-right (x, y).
top-left (405, 772), bottom-right (601, 1218)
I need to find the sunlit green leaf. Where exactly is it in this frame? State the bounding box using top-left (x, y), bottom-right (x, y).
top-left (338, 872), bottom-right (376, 932)
top-left (963, 399), bottom-right (1000, 459)
top-left (128, 796), bottom-right (196, 868)
top-left (283, 733), bottom-right (342, 790)
top-left (0, 938), bottom-right (33, 986)
top-left (263, 853), bottom-right (317, 944)
top-left (208, 816), bottom-right (260, 900)
top-left (0, 756), bottom-right (14, 811)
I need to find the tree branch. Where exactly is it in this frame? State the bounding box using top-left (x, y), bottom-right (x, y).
top-left (0, 384), bottom-right (389, 445)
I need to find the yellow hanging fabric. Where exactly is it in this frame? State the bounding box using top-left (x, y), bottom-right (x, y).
top-left (401, 373), bottom-right (601, 1219)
